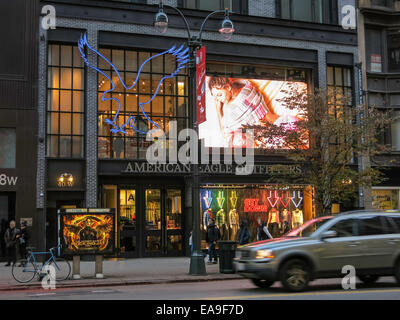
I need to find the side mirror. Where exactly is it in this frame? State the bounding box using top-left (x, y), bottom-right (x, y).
top-left (321, 230), bottom-right (337, 240)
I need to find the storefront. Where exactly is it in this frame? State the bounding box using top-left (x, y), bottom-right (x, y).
top-left (98, 160), bottom-right (188, 258)
top-left (200, 184), bottom-right (315, 249)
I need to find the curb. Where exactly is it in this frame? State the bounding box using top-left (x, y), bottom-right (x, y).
top-left (0, 274), bottom-right (242, 292)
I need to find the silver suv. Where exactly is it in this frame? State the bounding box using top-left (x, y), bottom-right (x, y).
top-left (234, 210), bottom-right (400, 292)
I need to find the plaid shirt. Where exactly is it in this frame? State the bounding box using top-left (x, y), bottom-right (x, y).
top-left (221, 81), bottom-right (268, 134)
top-left (216, 209), bottom-right (226, 227)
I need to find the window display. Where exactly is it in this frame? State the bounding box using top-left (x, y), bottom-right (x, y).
top-left (200, 184), bottom-right (314, 248)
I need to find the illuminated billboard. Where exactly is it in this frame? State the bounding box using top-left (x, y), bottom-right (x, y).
top-left (58, 209), bottom-right (115, 255)
top-left (198, 77), bottom-right (308, 149)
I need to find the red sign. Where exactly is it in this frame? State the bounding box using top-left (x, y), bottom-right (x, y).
top-left (196, 46), bottom-right (206, 125)
top-left (244, 199), bottom-right (269, 212)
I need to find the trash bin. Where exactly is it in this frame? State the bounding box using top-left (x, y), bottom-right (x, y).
top-left (217, 240), bottom-right (238, 274)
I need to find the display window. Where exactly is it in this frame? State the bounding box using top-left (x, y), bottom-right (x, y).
top-left (372, 189), bottom-right (400, 210)
top-left (200, 184), bottom-right (315, 249)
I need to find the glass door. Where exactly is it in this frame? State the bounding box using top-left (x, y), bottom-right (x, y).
top-left (165, 189), bottom-right (183, 256)
top-left (145, 189), bottom-right (162, 255)
top-left (119, 189), bottom-right (138, 257)
top-left (144, 188), bottom-right (184, 256)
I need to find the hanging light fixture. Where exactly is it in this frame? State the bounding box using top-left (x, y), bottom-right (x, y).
top-left (154, 0), bottom-right (168, 34)
top-left (219, 8), bottom-right (235, 41)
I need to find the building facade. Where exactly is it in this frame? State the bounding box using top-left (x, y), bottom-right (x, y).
top-left (35, 0), bottom-right (359, 257)
top-left (357, 0), bottom-right (400, 211)
top-left (0, 0), bottom-right (39, 260)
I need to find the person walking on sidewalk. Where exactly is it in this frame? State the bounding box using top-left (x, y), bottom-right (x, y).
top-left (4, 220), bottom-right (19, 266)
top-left (238, 220), bottom-right (250, 245)
top-left (256, 217), bottom-right (273, 241)
top-left (16, 221), bottom-right (29, 259)
top-left (206, 219), bottom-right (220, 264)
top-left (189, 230), bottom-right (193, 255)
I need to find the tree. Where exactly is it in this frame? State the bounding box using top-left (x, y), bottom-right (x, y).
top-left (245, 85), bottom-right (392, 215)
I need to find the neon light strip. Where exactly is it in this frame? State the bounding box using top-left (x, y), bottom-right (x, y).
top-left (291, 191), bottom-right (303, 208)
top-left (217, 191), bottom-right (225, 209)
top-left (279, 191), bottom-right (291, 208)
top-left (230, 191), bottom-right (238, 208)
top-left (78, 34), bottom-right (189, 134)
top-left (267, 190), bottom-right (279, 208)
top-left (202, 190), bottom-right (212, 209)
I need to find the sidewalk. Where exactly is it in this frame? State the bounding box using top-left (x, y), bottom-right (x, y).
top-left (0, 257), bottom-right (241, 291)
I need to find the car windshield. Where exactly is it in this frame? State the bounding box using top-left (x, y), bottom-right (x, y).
top-left (286, 218), bottom-right (331, 237)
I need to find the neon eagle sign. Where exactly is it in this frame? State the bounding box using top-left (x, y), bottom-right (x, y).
top-left (78, 34), bottom-right (190, 134)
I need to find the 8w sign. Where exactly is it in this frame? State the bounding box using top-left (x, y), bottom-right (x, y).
top-left (0, 174), bottom-right (18, 186)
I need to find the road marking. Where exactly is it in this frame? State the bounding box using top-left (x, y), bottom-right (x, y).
top-left (91, 290), bottom-right (115, 293)
top-left (28, 292), bottom-right (57, 297)
top-left (198, 288), bottom-right (400, 300)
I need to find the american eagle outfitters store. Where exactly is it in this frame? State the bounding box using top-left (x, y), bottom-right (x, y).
top-left (199, 183), bottom-right (315, 250)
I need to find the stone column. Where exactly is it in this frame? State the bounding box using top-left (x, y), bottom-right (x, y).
top-left (85, 28), bottom-right (99, 209)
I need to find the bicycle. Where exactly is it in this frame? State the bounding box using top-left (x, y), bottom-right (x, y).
top-left (12, 245), bottom-right (71, 283)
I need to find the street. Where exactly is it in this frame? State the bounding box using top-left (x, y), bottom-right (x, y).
top-left (1, 277), bottom-right (400, 300)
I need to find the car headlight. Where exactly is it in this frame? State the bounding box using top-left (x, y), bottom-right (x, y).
top-left (235, 251), bottom-right (242, 259)
top-left (255, 249), bottom-right (275, 259)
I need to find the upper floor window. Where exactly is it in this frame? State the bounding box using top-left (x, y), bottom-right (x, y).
top-left (0, 128), bottom-right (16, 168)
top-left (47, 44), bottom-right (85, 158)
top-left (388, 32), bottom-right (400, 72)
top-left (178, 0), bottom-right (248, 14)
top-left (279, 0), bottom-right (337, 24)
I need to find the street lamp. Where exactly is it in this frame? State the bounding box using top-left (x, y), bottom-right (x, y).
top-left (154, 1), bottom-right (235, 275)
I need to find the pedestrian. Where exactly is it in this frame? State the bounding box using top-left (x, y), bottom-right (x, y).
top-left (238, 220), bottom-right (250, 245)
top-left (4, 220), bottom-right (19, 266)
top-left (256, 217), bottom-right (273, 241)
top-left (189, 230), bottom-right (193, 255)
top-left (206, 219), bottom-right (220, 264)
top-left (16, 221), bottom-right (29, 259)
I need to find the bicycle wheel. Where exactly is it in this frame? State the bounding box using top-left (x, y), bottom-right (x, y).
top-left (12, 259), bottom-right (37, 283)
top-left (49, 258), bottom-right (71, 281)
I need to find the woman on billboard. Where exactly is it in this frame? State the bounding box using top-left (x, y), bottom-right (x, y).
top-left (207, 77), bottom-right (300, 148)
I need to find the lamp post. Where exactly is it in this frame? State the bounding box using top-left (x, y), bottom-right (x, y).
top-left (154, 1), bottom-right (234, 275)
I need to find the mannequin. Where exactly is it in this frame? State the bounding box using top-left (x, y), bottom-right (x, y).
top-left (281, 208), bottom-right (291, 234)
top-left (267, 208), bottom-right (280, 238)
top-left (228, 208), bottom-right (239, 240)
top-left (203, 208), bottom-right (213, 231)
top-left (292, 208), bottom-right (304, 229)
top-left (216, 208), bottom-right (226, 228)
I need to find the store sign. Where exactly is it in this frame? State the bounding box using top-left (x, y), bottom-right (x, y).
top-left (122, 161), bottom-right (302, 176)
top-left (244, 199), bottom-right (269, 212)
top-left (20, 218), bottom-right (33, 227)
top-left (57, 173), bottom-right (74, 187)
top-left (78, 34), bottom-right (189, 135)
top-left (196, 46), bottom-right (207, 124)
top-left (58, 208), bottom-right (115, 255)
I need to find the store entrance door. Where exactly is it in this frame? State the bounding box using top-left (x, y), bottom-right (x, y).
top-left (144, 188), bottom-right (183, 256)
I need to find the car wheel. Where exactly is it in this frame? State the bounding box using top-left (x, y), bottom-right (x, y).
top-left (358, 275), bottom-right (380, 284)
top-left (251, 279), bottom-right (275, 288)
top-left (279, 259), bottom-right (311, 292)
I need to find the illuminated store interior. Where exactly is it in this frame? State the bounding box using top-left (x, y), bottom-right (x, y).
top-left (200, 184), bottom-right (315, 249)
